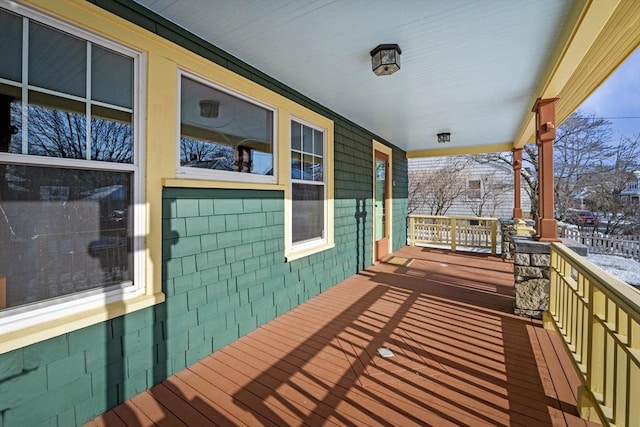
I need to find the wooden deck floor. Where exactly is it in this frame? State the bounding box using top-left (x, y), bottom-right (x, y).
top-left (86, 246), bottom-right (598, 427)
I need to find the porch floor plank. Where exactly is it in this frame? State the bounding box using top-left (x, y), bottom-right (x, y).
top-left (84, 246), bottom-right (600, 426)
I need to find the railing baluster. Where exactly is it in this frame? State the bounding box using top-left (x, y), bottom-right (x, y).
top-left (407, 215), bottom-right (498, 254)
top-left (546, 243), bottom-right (640, 426)
top-left (450, 218), bottom-right (457, 252)
top-left (410, 216), bottom-right (415, 246)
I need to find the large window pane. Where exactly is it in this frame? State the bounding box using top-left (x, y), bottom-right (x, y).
top-left (0, 9), bottom-right (22, 82)
top-left (292, 183), bottom-right (324, 243)
top-left (92, 45), bottom-right (133, 108)
top-left (0, 165), bottom-right (133, 311)
top-left (29, 22), bottom-right (86, 97)
top-left (27, 91), bottom-right (86, 159)
top-left (180, 76), bottom-right (273, 176)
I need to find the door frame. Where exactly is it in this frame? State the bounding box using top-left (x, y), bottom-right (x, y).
top-left (372, 140), bottom-right (393, 262)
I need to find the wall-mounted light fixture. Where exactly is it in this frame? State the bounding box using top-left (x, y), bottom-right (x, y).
top-left (437, 132), bottom-right (451, 143)
top-left (370, 44), bottom-right (401, 76)
top-left (199, 100), bottom-right (220, 118)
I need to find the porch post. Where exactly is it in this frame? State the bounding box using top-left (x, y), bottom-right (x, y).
top-left (512, 148), bottom-right (523, 219)
top-left (532, 97), bottom-right (560, 242)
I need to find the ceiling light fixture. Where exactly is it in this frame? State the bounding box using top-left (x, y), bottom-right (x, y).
top-left (437, 132), bottom-right (451, 143)
top-left (199, 100), bottom-right (220, 118)
top-left (370, 44), bottom-right (401, 76)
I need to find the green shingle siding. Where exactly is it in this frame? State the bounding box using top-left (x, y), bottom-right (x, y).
top-left (0, 3), bottom-right (409, 425)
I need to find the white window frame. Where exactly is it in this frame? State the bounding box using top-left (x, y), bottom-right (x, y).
top-left (289, 116), bottom-right (327, 253)
top-left (176, 70), bottom-right (277, 184)
top-left (0, 2), bottom-right (146, 335)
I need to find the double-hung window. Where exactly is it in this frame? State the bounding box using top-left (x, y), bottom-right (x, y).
top-left (290, 119), bottom-right (325, 247)
top-left (0, 5), bottom-right (143, 327)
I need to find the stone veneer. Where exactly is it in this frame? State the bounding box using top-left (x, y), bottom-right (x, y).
top-left (499, 219), bottom-right (535, 260)
top-left (508, 234), bottom-right (587, 319)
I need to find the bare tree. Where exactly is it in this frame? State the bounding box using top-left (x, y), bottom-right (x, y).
top-left (580, 133), bottom-right (640, 234)
top-left (408, 157), bottom-right (469, 215)
top-left (553, 112), bottom-right (614, 221)
top-left (473, 111), bottom-right (621, 222)
top-left (472, 146), bottom-right (538, 219)
top-left (407, 170), bottom-right (429, 214)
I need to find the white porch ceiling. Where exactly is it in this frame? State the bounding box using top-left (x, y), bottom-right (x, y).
top-left (133, 0), bottom-right (636, 156)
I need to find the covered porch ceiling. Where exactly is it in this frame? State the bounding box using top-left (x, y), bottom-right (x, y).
top-left (134, 0), bottom-right (640, 157)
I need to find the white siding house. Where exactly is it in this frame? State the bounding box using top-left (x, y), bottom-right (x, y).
top-left (409, 155), bottom-right (531, 218)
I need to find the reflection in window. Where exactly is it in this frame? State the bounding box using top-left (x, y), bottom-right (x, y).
top-left (91, 107), bottom-right (133, 163)
top-left (29, 21), bottom-right (86, 97)
top-left (292, 183), bottom-right (324, 243)
top-left (0, 8), bottom-right (22, 82)
top-left (0, 165), bottom-right (133, 310)
top-left (291, 121), bottom-right (323, 182)
top-left (0, 88), bottom-right (21, 154)
top-left (27, 94), bottom-right (87, 159)
top-left (180, 137), bottom-right (234, 171)
top-left (91, 45), bottom-right (133, 108)
top-left (179, 75), bottom-right (274, 178)
top-left (0, 8), bottom-right (134, 164)
top-left (0, 6), bottom-right (139, 314)
top-left (291, 120), bottom-right (325, 245)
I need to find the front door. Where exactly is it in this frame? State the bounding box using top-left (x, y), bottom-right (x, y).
top-left (374, 150), bottom-right (390, 261)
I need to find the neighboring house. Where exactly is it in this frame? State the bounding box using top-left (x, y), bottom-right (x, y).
top-left (408, 156), bottom-right (531, 218)
top-left (0, 3), bottom-right (406, 425)
top-left (621, 171), bottom-right (640, 206)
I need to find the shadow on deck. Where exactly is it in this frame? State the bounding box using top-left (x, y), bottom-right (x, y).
top-left (86, 246), bottom-right (598, 426)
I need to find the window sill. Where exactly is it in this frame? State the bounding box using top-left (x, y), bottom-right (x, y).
top-left (285, 242), bottom-right (335, 262)
top-left (0, 292), bottom-right (165, 354)
top-left (163, 178), bottom-right (285, 191)
top-left (174, 168), bottom-right (277, 185)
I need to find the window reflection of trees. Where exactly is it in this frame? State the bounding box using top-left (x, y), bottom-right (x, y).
top-left (180, 137), bottom-right (234, 171)
top-left (27, 103), bottom-right (87, 159)
top-left (91, 115), bottom-right (133, 163)
top-left (1, 102), bottom-right (134, 311)
top-left (22, 102), bottom-right (133, 162)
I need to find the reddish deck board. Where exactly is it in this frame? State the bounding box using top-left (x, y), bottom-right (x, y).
top-left (85, 246), bottom-right (599, 427)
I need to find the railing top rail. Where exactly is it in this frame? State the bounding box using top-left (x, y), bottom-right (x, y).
top-left (408, 215), bottom-right (499, 221)
top-left (551, 242), bottom-right (640, 316)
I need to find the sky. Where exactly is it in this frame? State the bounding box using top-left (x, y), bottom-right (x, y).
top-left (578, 47), bottom-right (640, 143)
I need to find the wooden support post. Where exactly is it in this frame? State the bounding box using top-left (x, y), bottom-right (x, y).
top-left (532, 97), bottom-right (560, 242)
top-left (409, 216), bottom-right (415, 246)
top-left (512, 148), bottom-right (523, 219)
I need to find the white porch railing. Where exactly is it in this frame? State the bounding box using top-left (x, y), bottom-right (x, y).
top-left (545, 243), bottom-right (640, 427)
top-left (560, 228), bottom-right (640, 261)
top-left (408, 215), bottom-right (498, 255)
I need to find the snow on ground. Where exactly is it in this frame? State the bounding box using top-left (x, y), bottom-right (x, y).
top-left (586, 254), bottom-right (640, 288)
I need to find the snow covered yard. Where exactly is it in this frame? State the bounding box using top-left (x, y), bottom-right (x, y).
top-left (586, 253), bottom-right (640, 289)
